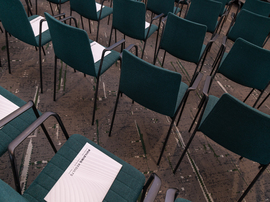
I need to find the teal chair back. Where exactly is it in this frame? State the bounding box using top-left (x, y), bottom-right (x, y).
top-left (45, 13), bottom-right (96, 76)
top-left (160, 12), bottom-right (207, 64)
top-left (0, 86), bottom-right (38, 157)
top-left (242, 0), bottom-right (270, 17)
top-left (120, 50), bottom-right (183, 117)
top-left (0, 179), bottom-right (29, 202)
top-left (112, 0), bottom-right (146, 40)
top-left (147, 0), bottom-right (175, 16)
top-left (227, 9), bottom-right (270, 47)
top-left (199, 93), bottom-right (270, 165)
top-left (185, 0), bottom-right (222, 33)
top-left (0, 0), bottom-right (36, 46)
top-left (70, 0), bottom-right (98, 20)
top-left (214, 0), bottom-right (228, 16)
top-left (218, 38), bottom-right (270, 91)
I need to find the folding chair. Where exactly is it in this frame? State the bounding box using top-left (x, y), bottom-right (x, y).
top-left (174, 78), bottom-right (270, 201)
top-left (108, 0), bottom-right (163, 59)
top-left (70, 0), bottom-right (113, 42)
top-left (45, 12), bottom-right (125, 125)
top-left (0, 0), bottom-right (52, 93)
top-left (109, 49), bottom-right (203, 166)
top-left (2, 111), bottom-right (161, 201)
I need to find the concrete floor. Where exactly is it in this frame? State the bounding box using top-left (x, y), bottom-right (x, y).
top-left (1, 1), bottom-right (270, 201)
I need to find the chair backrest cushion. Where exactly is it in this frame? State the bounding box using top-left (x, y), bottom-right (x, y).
top-left (45, 13), bottom-right (96, 76)
top-left (0, 0), bottom-right (36, 46)
top-left (242, 0), bottom-right (270, 17)
top-left (70, 0), bottom-right (98, 20)
top-left (112, 0), bottom-right (146, 40)
top-left (186, 0), bottom-right (222, 33)
top-left (147, 0), bottom-right (175, 16)
top-left (218, 38), bottom-right (270, 91)
top-left (119, 50), bottom-right (182, 117)
top-left (160, 12), bottom-right (207, 64)
top-left (228, 9), bottom-right (270, 47)
top-left (199, 93), bottom-right (270, 165)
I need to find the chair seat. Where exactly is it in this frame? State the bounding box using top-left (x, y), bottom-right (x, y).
top-left (94, 49), bottom-right (121, 76)
top-left (28, 15), bottom-right (51, 46)
top-left (0, 86), bottom-right (39, 156)
top-left (175, 198), bottom-right (191, 202)
top-left (173, 6), bottom-right (181, 15)
top-left (144, 23), bottom-right (158, 40)
top-left (96, 6), bottom-right (113, 21)
top-left (23, 134), bottom-right (146, 202)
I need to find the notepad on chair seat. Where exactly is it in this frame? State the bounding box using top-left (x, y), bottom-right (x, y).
top-left (90, 41), bottom-right (111, 63)
top-left (30, 16), bottom-right (49, 37)
top-left (0, 95), bottom-right (19, 120)
top-left (96, 2), bottom-right (105, 12)
top-left (44, 142), bottom-right (122, 202)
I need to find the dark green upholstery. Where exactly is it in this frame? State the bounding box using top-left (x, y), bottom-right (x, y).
top-left (242, 0), bottom-right (270, 17)
top-left (160, 12), bottom-right (207, 64)
top-left (185, 0), bottom-right (222, 33)
top-left (120, 50), bottom-right (188, 117)
top-left (0, 0), bottom-right (51, 47)
top-left (175, 198), bottom-right (191, 202)
top-left (217, 38), bottom-right (270, 91)
top-left (199, 93), bottom-right (270, 165)
top-left (0, 134), bottom-right (145, 202)
top-left (0, 86), bottom-right (39, 157)
top-left (146, 0), bottom-right (180, 16)
top-left (70, 0), bottom-right (113, 21)
top-left (45, 13), bottom-right (120, 77)
top-left (214, 0), bottom-right (228, 16)
top-left (112, 0), bottom-right (158, 40)
top-left (227, 9), bottom-right (270, 47)
top-left (0, 179), bottom-right (29, 202)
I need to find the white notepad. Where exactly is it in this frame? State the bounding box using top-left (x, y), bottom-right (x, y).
top-left (145, 22), bottom-right (150, 29)
top-left (44, 142), bottom-right (122, 202)
top-left (30, 16), bottom-right (49, 37)
top-left (90, 41), bottom-right (111, 63)
top-left (96, 2), bottom-right (105, 12)
top-left (0, 95), bottom-right (19, 120)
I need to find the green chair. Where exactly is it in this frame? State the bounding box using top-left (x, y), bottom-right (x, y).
top-left (3, 111), bottom-right (161, 201)
top-left (154, 12), bottom-right (215, 82)
top-left (0, 86), bottom-right (56, 192)
top-left (47, 0), bottom-right (70, 15)
top-left (185, 0), bottom-right (225, 37)
top-left (109, 49), bottom-right (203, 166)
top-left (45, 13), bottom-right (124, 125)
top-left (174, 83), bottom-right (270, 201)
top-left (0, 0), bottom-right (51, 93)
top-left (208, 38), bottom-right (270, 109)
top-left (108, 0), bottom-right (163, 59)
top-left (146, 0), bottom-right (181, 17)
top-left (225, 9), bottom-right (270, 47)
top-left (241, 0), bottom-right (270, 17)
top-left (165, 188), bottom-right (191, 202)
top-left (70, 0), bottom-right (113, 42)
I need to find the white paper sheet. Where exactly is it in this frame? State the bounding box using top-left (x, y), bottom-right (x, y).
top-left (44, 142), bottom-right (122, 202)
top-left (96, 2), bottom-right (105, 12)
top-left (0, 95), bottom-right (19, 120)
top-left (145, 22), bottom-right (150, 29)
top-left (30, 16), bottom-right (49, 37)
top-left (90, 41), bottom-right (111, 63)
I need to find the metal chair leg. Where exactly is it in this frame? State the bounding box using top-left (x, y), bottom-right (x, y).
top-left (161, 51), bottom-right (166, 67)
top-left (92, 76), bottom-right (100, 125)
top-left (5, 30), bottom-right (11, 74)
top-left (257, 92), bottom-right (270, 109)
top-left (53, 56), bottom-right (57, 101)
top-left (39, 47), bottom-right (43, 93)
top-left (109, 90), bottom-right (121, 137)
top-left (108, 27), bottom-right (114, 46)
